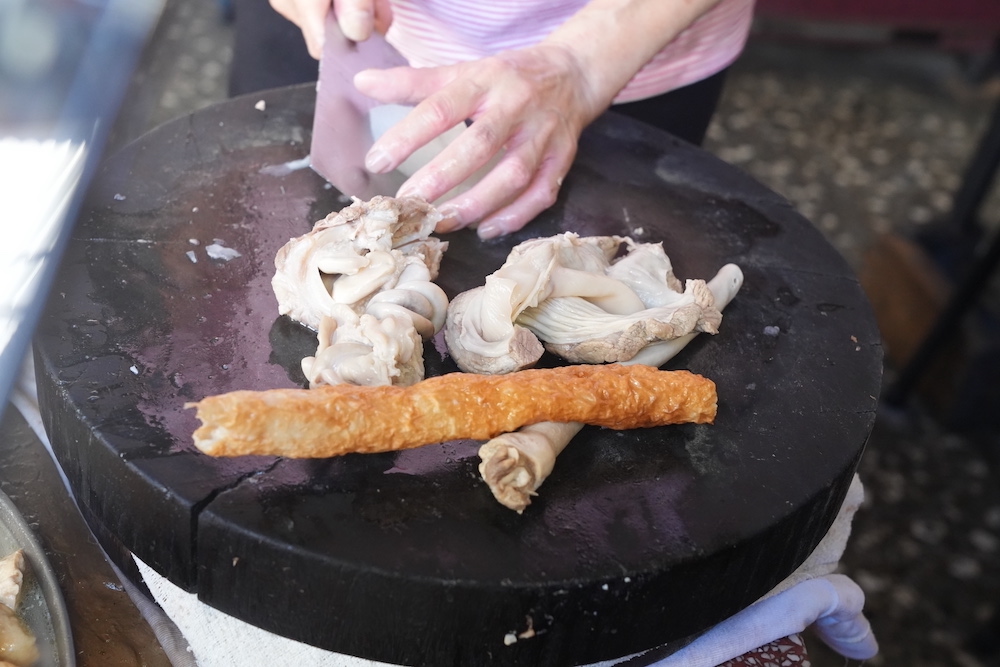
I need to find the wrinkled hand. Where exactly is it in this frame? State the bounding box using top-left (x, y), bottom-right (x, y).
top-left (269, 0), bottom-right (392, 57)
top-left (356, 45), bottom-right (606, 239)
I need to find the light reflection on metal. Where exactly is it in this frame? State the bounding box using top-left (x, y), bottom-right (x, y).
top-left (0, 137), bottom-right (87, 356)
top-left (0, 0), bottom-right (165, 409)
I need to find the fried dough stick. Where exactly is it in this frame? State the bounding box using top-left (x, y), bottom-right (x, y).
top-left (188, 364), bottom-right (716, 459)
top-left (479, 263), bottom-right (744, 511)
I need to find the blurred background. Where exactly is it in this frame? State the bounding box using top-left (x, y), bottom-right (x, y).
top-left (5, 0), bottom-right (1000, 665)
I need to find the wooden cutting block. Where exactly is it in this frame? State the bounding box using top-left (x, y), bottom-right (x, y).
top-left (33, 83), bottom-right (882, 666)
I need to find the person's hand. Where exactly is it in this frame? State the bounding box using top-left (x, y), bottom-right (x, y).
top-left (269, 0), bottom-right (393, 58)
top-left (355, 44), bottom-right (606, 239)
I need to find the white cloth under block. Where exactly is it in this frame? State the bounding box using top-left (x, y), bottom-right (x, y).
top-left (13, 354), bottom-right (877, 666)
top-left (133, 474), bottom-right (876, 667)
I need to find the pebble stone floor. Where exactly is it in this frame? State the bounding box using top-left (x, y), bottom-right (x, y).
top-left (115, 1), bottom-right (1000, 666)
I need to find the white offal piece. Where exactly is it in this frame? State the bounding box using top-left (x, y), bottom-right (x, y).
top-left (478, 262), bottom-right (743, 512)
top-left (445, 233), bottom-right (730, 375)
top-left (272, 196), bottom-right (449, 387)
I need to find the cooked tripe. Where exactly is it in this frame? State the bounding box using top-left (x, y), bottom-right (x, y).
top-left (187, 364), bottom-right (717, 459)
top-left (0, 550), bottom-right (23, 612)
top-left (444, 232), bottom-right (729, 374)
top-left (0, 604), bottom-right (37, 667)
top-left (272, 196), bottom-right (449, 387)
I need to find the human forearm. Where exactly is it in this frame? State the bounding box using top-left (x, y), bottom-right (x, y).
top-left (354, 0), bottom-right (726, 238)
top-left (544, 0), bottom-right (723, 114)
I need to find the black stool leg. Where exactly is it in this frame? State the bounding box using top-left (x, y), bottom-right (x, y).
top-left (883, 97), bottom-right (1000, 407)
top-left (884, 229), bottom-right (1000, 405)
top-left (952, 98), bottom-right (1000, 238)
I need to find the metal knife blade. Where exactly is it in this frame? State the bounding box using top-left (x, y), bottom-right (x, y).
top-left (310, 12), bottom-right (409, 198)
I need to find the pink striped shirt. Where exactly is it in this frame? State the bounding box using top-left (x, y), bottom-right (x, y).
top-left (384, 0), bottom-right (755, 103)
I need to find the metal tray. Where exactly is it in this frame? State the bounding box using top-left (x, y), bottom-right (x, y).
top-left (0, 489), bottom-right (74, 666)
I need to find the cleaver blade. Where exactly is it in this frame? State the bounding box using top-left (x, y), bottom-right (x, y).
top-left (310, 13), bottom-right (409, 199)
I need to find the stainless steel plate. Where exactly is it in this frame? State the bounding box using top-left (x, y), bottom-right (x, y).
top-left (0, 489), bottom-right (74, 666)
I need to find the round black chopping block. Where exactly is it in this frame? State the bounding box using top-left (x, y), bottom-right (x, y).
top-left (34, 83), bottom-right (882, 666)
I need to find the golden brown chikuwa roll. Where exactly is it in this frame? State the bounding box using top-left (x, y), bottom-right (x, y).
top-left (187, 364), bottom-right (717, 458)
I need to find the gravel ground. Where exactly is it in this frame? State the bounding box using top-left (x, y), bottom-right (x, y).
top-left (707, 41), bottom-right (1000, 667)
top-left (120, 2), bottom-right (1000, 665)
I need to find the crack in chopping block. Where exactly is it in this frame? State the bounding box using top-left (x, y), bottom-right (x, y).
top-left (188, 458), bottom-right (284, 573)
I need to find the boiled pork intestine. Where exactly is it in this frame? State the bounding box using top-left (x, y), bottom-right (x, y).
top-left (301, 306), bottom-right (424, 388)
top-left (478, 263), bottom-right (745, 512)
top-left (444, 232), bottom-right (726, 374)
top-left (272, 196), bottom-right (449, 387)
top-left (0, 550), bottom-right (23, 613)
top-left (0, 550), bottom-right (38, 667)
